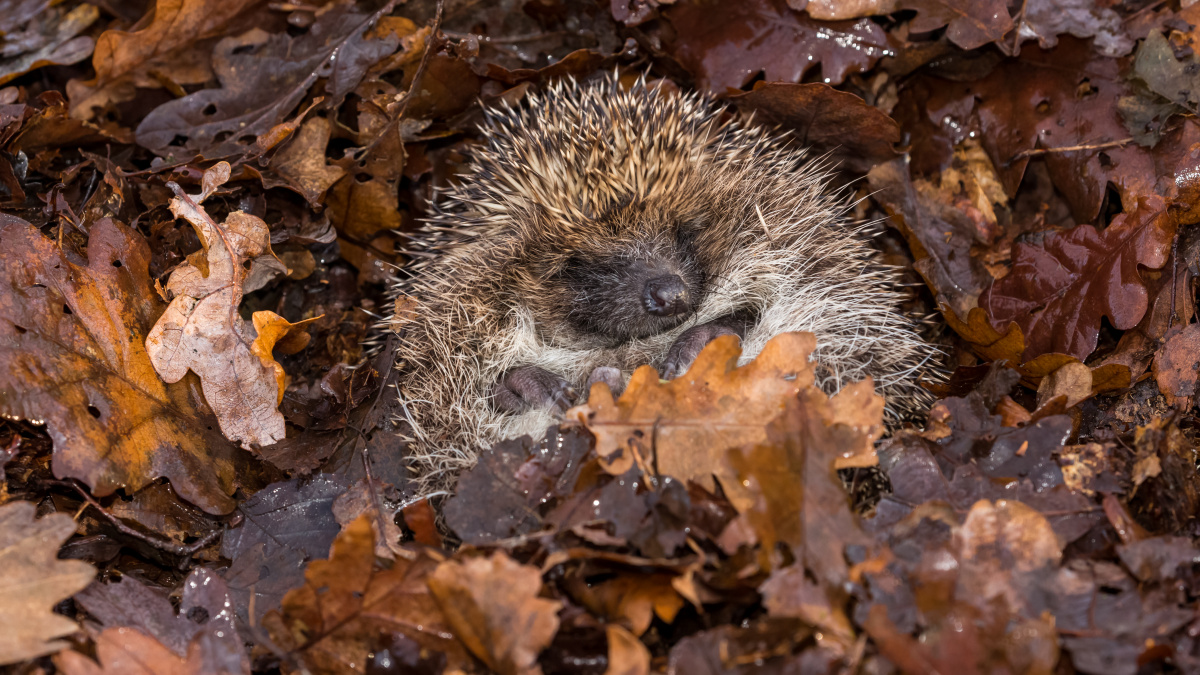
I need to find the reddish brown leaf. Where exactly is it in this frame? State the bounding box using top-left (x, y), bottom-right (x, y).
top-left (730, 82), bottom-right (899, 172)
top-left (54, 627), bottom-right (243, 675)
top-left (900, 0), bottom-right (1013, 51)
top-left (0, 4), bottom-right (97, 86)
top-left (980, 197), bottom-right (1176, 361)
top-left (0, 215), bottom-right (237, 512)
top-left (662, 0), bottom-right (891, 91)
top-left (1153, 323), bottom-right (1200, 407)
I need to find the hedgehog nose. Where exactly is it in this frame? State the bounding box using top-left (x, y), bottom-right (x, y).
top-left (643, 275), bottom-right (690, 317)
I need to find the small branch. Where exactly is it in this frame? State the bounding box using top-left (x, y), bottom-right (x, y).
top-left (58, 480), bottom-right (222, 564)
top-left (1012, 137), bottom-right (1134, 160)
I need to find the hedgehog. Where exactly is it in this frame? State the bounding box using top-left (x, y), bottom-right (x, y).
top-left (386, 73), bottom-right (938, 492)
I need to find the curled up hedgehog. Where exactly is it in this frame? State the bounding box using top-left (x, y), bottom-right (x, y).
top-left (386, 73), bottom-right (938, 491)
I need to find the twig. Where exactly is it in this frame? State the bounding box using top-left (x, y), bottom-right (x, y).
top-left (58, 480), bottom-right (222, 564)
top-left (354, 0), bottom-right (445, 161)
top-left (1012, 137), bottom-right (1134, 160)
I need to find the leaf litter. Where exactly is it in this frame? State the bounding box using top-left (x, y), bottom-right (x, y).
top-left (3, 0), bottom-right (1200, 673)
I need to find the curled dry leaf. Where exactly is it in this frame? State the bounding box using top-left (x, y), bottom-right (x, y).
top-left (604, 625), bottom-right (650, 675)
top-left (0, 501), bottom-right (94, 665)
top-left (0, 3), bottom-right (98, 87)
top-left (263, 515), bottom-right (471, 674)
top-left (0, 214), bottom-right (237, 512)
top-left (428, 551), bottom-right (563, 675)
top-left (146, 162), bottom-right (307, 449)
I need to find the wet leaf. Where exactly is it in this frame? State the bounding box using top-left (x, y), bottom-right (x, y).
top-left (900, 0), bottom-right (1012, 51)
top-left (0, 501), bottom-right (94, 665)
top-left (54, 626), bottom-right (247, 675)
top-left (0, 214), bottom-right (237, 512)
top-left (663, 0), bottom-right (891, 91)
top-left (1013, 0), bottom-right (1133, 57)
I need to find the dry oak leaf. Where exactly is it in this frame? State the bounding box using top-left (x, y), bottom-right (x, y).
top-left (0, 501), bottom-right (94, 665)
top-left (0, 214), bottom-right (237, 513)
top-left (569, 332), bottom-right (880, 509)
top-left (263, 515), bottom-right (471, 675)
top-left (980, 197), bottom-right (1176, 362)
top-left (66, 0), bottom-right (265, 120)
top-left (899, 0), bottom-right (1012, 51)
top-left (147, 162), bottom-right (306, 449)
top-left (1153, 323), bottom-right (1200, 407)
top-left (604, 625), bottom-right (651, 675)
top-left (54, 627), bottom-right (244, 675)
top-left (262, 116), bottom-right (345, 207)
top-left (428, 551), bottom-right (562, 675)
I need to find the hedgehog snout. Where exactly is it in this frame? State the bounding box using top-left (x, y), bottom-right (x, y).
top-left (643, 275), bottom-right (691, 317)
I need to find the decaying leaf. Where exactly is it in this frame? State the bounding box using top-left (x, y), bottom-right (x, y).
top-left (54, 627), bottom-right (243, 675)
top-left (0, 214), bottom-right (238, 512)
top-left (0, 501), bottom-right (94, 665)
top-left (146, 162), bottom-right (307, 449)
top-left (428, 551), bottom-right (562, 675)
top-left (0, 3), bottom-right (98, 86)
top-left (900, 0), bottom-right (1012, 51)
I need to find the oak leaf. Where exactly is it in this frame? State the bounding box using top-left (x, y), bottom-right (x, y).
top-left (54, 627), bottom-right (244, 675)
top-left (263, 515), bottom-right (471, 674)
top-left (146, 162), bottom-right (308, 449)
top-left (428, 551), bottom-right (562, 675)
top-left (0, 501), bottom-right (94, 665)
top-left (0, 3), bottom-right (98, 86)
top-left (899, 0), bottom-right (1012, 51)
top-left (0, 214), bottom-right (238, 512)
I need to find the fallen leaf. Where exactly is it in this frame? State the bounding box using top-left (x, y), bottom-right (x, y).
top-left (135, 4), bottom-right (406, 159)
top-left (0, 501), bottom-right (94, 665)
top-left (54, 626), bottom-right (245, 675)
top-left (146, 162), bottom-right (301, 448)
top-left (67, 0), bottom-right (266, 120)
top-left (604, 625), bottom-right (650, 675)
top-left (0, 4), bottom-right (98, 86)
top-left (663, 0), bottom-right (891, 91)
top-left (261, 117), bottom-right (345, 206)
top-left (980, 197), bottom-right (1176, 362)
top-left (1036, 360), bottom-right (1091, 409)
top-left (730, 82), bottom-right (899, 172)
top-left (567, 332), bottom-right (816, 505)
top-left (900, 0), bottom-right (1013, 51)
top-left (1153, 323), bottom-right (1200, 407)
top-left (1013, 0), bottom-right (1133, 57)
top-left (0, 214), bottom-right (237, 512)
top-left (264, 515), bottom-right (471, 674)
top-left (429, 551), bottom-right (562, 675)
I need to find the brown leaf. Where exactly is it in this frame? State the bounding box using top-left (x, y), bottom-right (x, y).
top-left (571, 573), bottom-right (684, 636)
top-left (54, 627), bottom-right (242, 675)
top-left (0, 4), bottom-right (98, 86)
top-left (955, 499), bottom-right (1062, 617)
top-left (730, 82), bottom-right (899, 172)
top-left (0, 501), bottom-right (94, 665)
top-left (67, 0), bottom-right (265, 120)
top-left (900, 0), bottom-right (1013, 51)
top-left (567, 332), bottom-right (816, 504)
top-left (1013, 0), bottom-right (1132, 57)
top-left (146, 163), bottom-right (300, 449)
top-left (604, 625), bottom-right (650, 675)
top-left (0, 214), bottom-right (237, 512)
top-left (803, 0), bottom-right (896, 20)
top-left (135, 4), bottom-right (408, 159)
top-left (1153, 323), bottom-right (1200, 407)
top-left (261, 116), bottom-right (345, 206)
top-left (264, 515), bottom-right (471, 674)
top-left (980, 197), bottom-right (1177, 361)
top-left (662, 0), bottom-right (891, 91)
top-left (428, 551), bottom-right (562, 675)
top-left (1035, 360), bottom-right (1091, 409)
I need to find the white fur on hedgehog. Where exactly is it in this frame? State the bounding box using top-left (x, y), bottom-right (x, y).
top-left (387, 74), bottom-right (937, 492)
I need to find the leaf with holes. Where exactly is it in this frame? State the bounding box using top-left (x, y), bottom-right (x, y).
top-left (135, 3), bottom-right (405, 160)
top-left (0, 214), bottom-right (238, 513)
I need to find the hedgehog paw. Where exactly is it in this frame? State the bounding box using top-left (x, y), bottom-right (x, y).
top-left (492, 365), bottom-right (575, 413)
top-left (586, 366), bottom-right (625, 399)
top-left (662, 321), bottom-right (744, 379)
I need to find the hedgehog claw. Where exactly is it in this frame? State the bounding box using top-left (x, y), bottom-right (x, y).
top-left (492, 365), bottom-right (575, 413)
top-left (662, 319), bottom-right (745, 379)
top-left (586, 366), bottom-right (625, 399)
